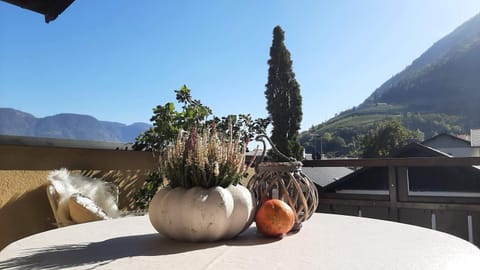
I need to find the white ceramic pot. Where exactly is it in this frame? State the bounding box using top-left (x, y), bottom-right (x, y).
top-left (148, 184), bottom-right (256, 242)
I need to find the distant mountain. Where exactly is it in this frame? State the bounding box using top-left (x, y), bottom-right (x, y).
top-left (0, 108), bottom-right (151, 143)
top-left (361, 12), bottom-right (480, 125)
top-left (300, 12), bottom-right (480, 157)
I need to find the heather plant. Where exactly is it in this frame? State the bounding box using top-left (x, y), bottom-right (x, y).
top-left (162, 126), bottom-right (248, 189)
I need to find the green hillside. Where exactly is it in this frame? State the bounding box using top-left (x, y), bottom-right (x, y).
top-left (300, 13), bottom-right (480, 157)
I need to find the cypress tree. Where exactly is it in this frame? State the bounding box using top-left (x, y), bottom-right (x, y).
top-left (265, 26), bottom-right (303, 160)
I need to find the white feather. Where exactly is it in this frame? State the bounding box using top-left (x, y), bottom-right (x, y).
top-left (47, 168), bottom-right (120, 225)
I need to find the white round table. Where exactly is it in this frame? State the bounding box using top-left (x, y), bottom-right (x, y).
top-left (1, 213), bottom-right (479, 269)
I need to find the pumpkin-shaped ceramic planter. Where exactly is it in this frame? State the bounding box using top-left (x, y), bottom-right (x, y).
top-left (148, 184), bottom-right (256, 242)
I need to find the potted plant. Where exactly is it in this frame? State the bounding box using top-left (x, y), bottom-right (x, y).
top-left (148, 126), bottom-right (256, 242)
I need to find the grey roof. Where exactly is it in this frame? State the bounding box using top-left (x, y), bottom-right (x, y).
top-left (422, 133), bottom-right (471, 147)
top-left (301, 166), bottom-right (353, 187)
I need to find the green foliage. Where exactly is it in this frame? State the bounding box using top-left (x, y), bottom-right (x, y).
top-left (265, 25), bottom-right (304, 160)
top-left (133, 85), bottom-right (212, 151)
top-left (300, 113), bottom-right (394, 158)
top-left (207, 114), bottom-right (270, 146)
top-left (133, 171), bottom-right (162, 210)
top-left (133, 86), bottom-right (269, 209)
top-left (358, 119), bottom-right (423, 158)
top-left (300, 130), bottom-right (352, 159)
top-left (402, 112), bottom-right (464, 138)
top-left (299, 109), bottom-right (471, 158)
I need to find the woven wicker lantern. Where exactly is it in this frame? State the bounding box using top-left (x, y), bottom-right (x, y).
top-left (247, 135), bottom-right (319, 231)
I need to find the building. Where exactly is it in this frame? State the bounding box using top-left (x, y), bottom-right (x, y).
top-left (302, 166), bottom-right (353, 189)
top-left (322, 142), bottom-right (480, 197)
top-left (422, 133), bottom-right (475, 157)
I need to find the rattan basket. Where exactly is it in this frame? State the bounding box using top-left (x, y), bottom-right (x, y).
top-left (247, 135), bottom-right (319, 231)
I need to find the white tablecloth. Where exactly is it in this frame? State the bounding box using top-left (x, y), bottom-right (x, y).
top-left (1, 213), bottom-right (479, 269)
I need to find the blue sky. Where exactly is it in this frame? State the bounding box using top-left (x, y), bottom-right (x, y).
top-left (1, 1), bottom-right (480, 131)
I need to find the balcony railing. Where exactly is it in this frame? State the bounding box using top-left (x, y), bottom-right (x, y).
top-left (304, 158), bottom-right (480, 246)
top-left (2, 136), bottom-right (480, 248)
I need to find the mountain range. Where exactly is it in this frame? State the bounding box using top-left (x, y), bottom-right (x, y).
top-left (300, 12), bottom-right (480, 157)
top-left (0, 108), bottom-right (151, 143)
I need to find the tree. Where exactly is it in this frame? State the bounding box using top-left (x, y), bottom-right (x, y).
top-left (133, 85), bottom-right (212, 151)
top-left (133, 85), bottom-right (269, 209)
top-left (359, 119), bottom-right (423, 158)
top-left (265, 25), bottom-right (303, 160)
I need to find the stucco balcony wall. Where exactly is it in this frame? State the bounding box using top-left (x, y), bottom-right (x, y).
top-left (0, 136), bottom-right (156, 250)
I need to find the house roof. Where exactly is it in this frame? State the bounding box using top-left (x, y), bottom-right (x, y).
top-left (321, 142), bottom-right (457, 192)
top-left (393, 142), bottom-right (453, 158)
top-left (301, 166), bottom-right (353, 187)
top-left (2, 0), bottom-right (75, 23)
top-left (422, 133), bottom-right (471, 147)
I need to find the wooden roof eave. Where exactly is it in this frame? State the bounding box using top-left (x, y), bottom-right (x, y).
top-left (1, 0), bottom-right (75, 23)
